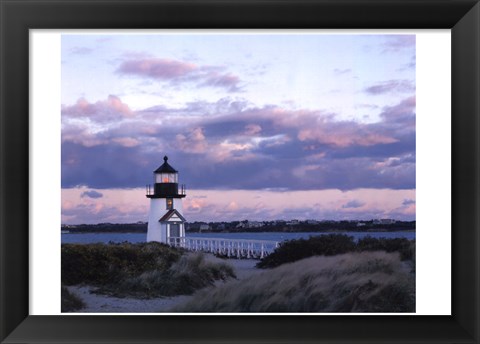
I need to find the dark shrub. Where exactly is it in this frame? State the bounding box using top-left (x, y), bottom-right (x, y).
top-left (61, 242), bottom-right (181, 286)
top-left (257, 234), bottom-right (415, 269)
top-left (356, 236), bottom-right (414, 261)
top-left (257, 234), bottom-right (356, 268)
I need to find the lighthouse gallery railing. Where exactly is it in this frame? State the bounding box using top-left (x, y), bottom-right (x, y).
top-left (146, 183), bottom-right (186, 197)
top-left (167, 236), bottom-right (279, 259)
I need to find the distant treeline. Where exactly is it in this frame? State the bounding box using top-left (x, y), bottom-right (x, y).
top-left (62, 223), bottom-right (147, 233)
top-left (62, 220), bottom-right (415, 233)
top-left (189, 221), bottom-right (415, 233)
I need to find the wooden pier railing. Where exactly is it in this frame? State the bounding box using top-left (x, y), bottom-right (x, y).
top-left (167, 236), bottom-right (279, 259)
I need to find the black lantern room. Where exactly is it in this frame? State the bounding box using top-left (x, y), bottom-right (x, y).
top-left (146, 156), bottom-right (186, 199)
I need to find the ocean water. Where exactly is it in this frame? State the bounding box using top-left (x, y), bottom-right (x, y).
top-left (61, 231), bottom-right (415, 244)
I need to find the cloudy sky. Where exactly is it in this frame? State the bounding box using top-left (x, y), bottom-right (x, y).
top-left (61, 32), bottom-right (415, 224)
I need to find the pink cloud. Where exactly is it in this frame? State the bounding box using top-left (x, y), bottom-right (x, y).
top-left (62, 188), bottom-right (415, 224)
top-left (201, 72), bottom-right (241, 92)
top-left (62, 200), bottom-right (74, 210)
top-left (402, 203), bottom-right (416, 215)
top-left (62, 202), bottom-right (148, 224)
top-left (106, 95), bottom-right (132, 115)
top-left (175, 127), bottom-right (208, 154)
top-left (62, 95), bottom-right (415, 192)
top-left (116, 58), bottom-right (241, 92)
top-left (213, 106), bottom-right (396, 148)
top-left (117, 58), bottom-right (196, 79)
top-left (244, 99), bottom-right (412, 148)
top-left (62, 95), bottom-right (132, 121)
top-left (226, 201), bottom-right (239, 211)
top-left (297, 120), bottom-right (398, 147)
top-left (184, 198), bottom-right (208, 211)
top-left (379, 96), bottom-right (416, 133)
top-left (382, 96), bottom-right (415, 118)
top-left (61, 122), bottom-right (107, 147)
top-left (382, 35), bottom-right (416, 52)
top-left (111, 137), bottom-right (140, 147)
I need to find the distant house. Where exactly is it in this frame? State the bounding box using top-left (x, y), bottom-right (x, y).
top-left (373, 219), bottom-right (396, 225)
top-left (248, 221), bottom-right (263, 228)
top-left (199, 224), bottom-right (210, 231)
top-left (235, 221), bottom-right (263, 229)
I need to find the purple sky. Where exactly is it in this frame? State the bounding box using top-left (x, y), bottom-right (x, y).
top-left (61, 33), bottom-right (415, 224)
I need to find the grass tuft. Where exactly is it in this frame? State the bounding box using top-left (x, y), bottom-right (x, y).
top-left (61, 286), bottom-right (85, 312)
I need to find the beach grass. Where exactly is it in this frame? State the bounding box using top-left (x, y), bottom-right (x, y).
top-left (61, 286), bottom-right (85, 312)
top-left (62, 242), bottom-right (235, 298)
top-left (172, 251), bottom-right (415, 313)
top-left (61, 235), bottom-right (415, 312)
top-left (96, 252), bottom-right (235, 298)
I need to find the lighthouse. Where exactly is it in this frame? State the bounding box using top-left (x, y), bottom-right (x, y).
top-left (146, 156), bottom-right (186, 244)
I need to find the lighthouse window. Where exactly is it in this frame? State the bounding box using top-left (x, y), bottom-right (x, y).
top-left (166, 198), bottom-right (173, 210)
top-left (156, 173), bottom-right (178, 183)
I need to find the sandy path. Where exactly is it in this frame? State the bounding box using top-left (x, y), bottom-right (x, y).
top-left (67, 285), bottom-right (192, 313)
top-left (66, 255), bottom-right (261, 313)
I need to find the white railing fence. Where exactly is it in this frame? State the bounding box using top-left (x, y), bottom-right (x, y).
top-left (167, 236), bottom-right (279, 259)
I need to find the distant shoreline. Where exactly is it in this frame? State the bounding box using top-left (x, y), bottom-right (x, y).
top-left (61, 227), bottom-right (416, 234)
top-left (61, 220), bottom-right (415, 235)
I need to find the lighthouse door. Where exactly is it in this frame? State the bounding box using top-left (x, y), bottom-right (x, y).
top-left (170, 224), bottom-right (180, 238)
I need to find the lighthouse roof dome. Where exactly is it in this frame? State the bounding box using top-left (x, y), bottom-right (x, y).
top-left (154, 156), bottom-right (178, 173)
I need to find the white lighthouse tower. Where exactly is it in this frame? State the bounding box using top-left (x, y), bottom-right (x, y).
top-left (146, 156), bottom-right (186, 244)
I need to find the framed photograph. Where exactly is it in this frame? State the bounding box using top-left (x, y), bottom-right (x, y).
top-left (1, 0), bottom-right (479, 343)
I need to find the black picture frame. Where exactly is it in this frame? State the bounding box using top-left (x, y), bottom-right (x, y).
top-left (1, 0), bottom-right (479, 343)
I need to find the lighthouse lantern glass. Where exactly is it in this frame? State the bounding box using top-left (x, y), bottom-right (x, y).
top-left (155, 172), bottom-right (178, 183)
